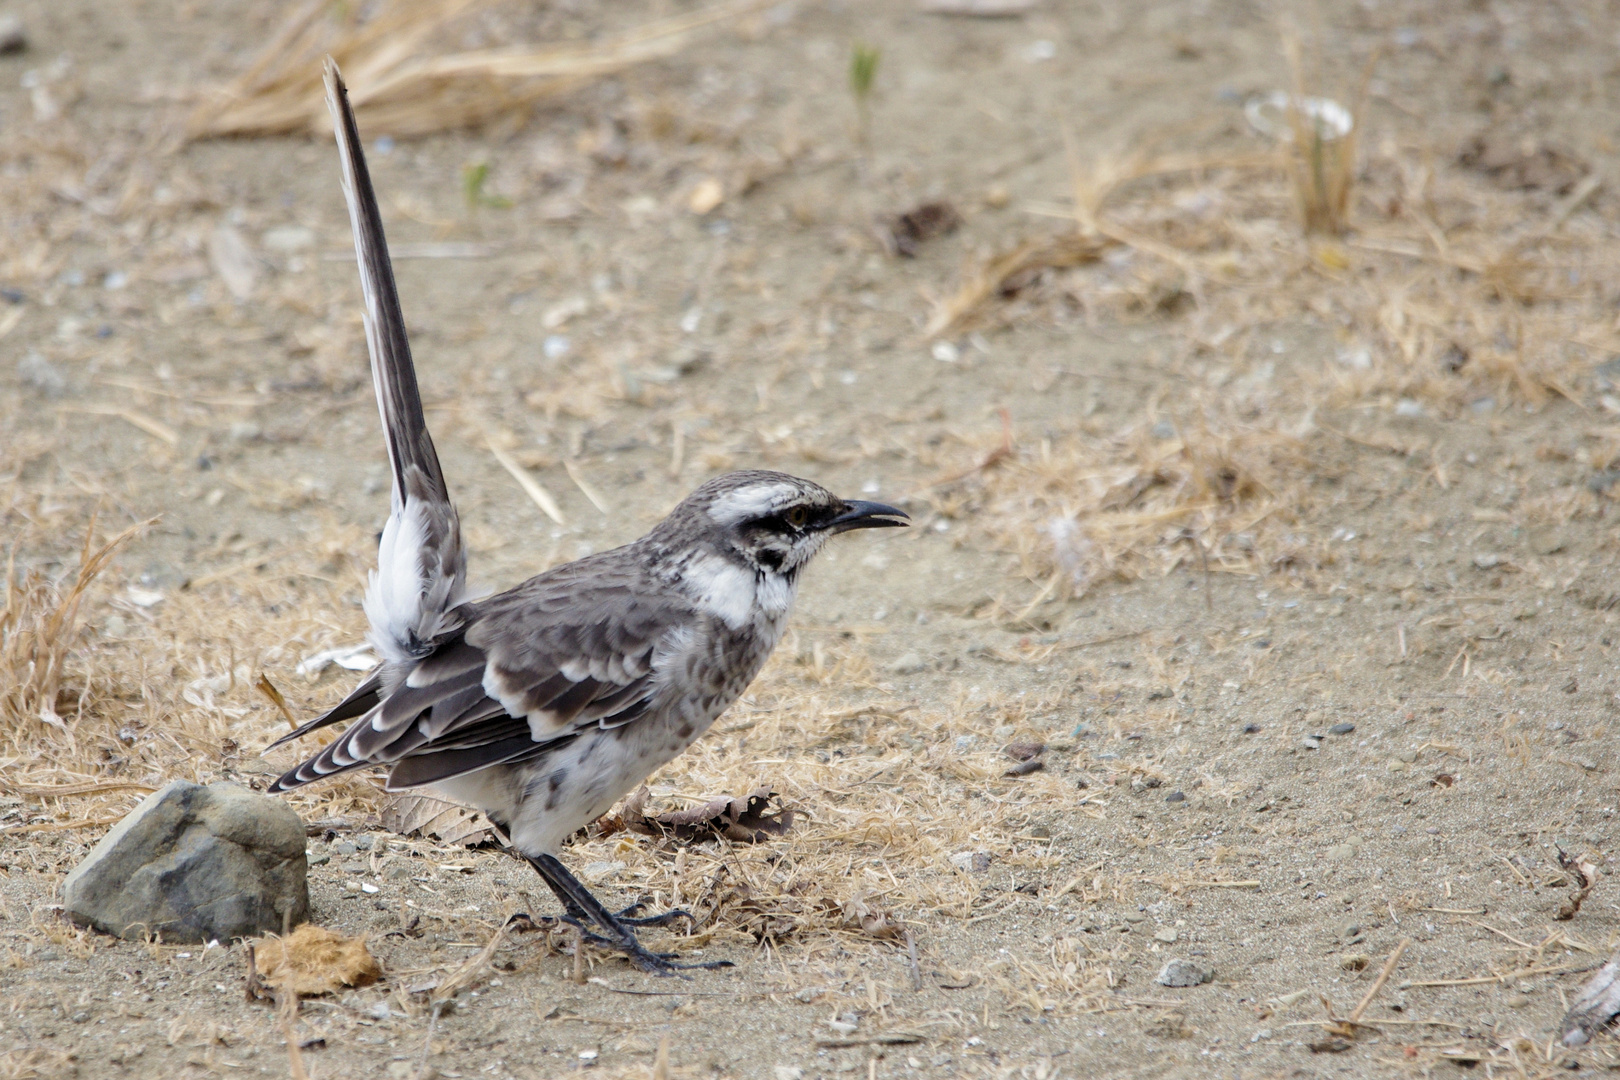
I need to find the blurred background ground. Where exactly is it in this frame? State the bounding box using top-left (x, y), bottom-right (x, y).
top-left (6, 1), bottom-right (1620, 1077)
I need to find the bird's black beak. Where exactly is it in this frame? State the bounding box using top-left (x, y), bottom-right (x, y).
top-left (825, 499), bottom-right (909, 534)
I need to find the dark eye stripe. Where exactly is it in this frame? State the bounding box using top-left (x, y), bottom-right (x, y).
top-left (752, 509), bottom-right (812, 532)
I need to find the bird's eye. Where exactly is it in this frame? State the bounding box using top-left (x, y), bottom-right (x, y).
top-left (785, 506), bottom-right (808, 529)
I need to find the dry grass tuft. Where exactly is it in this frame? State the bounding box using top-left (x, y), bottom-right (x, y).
top-left (1278, 26), bottom-right (1376, 236)
top-left (926, 232), bottom-right (1112, 340)
top-left (251, 924), bottom-right (382, 997)
top-left (0, 1047), bottom-right (79, 1080)
top-left (186, 0), bottom-right (767, 140)
top-left (977, 415), bottom-right (1310, 595)
top-left (1, 518), bottom-right (146, 749)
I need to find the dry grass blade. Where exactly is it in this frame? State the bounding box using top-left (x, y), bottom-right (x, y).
top-left (187, 0), bottom-right (769, 140)
top-left (926, 233), bottom-right (1111, 339)
top-left (488, 439), bottom-right (565, 525)
top-left (1279, 27), bottom-right (1377, 236)
top-left (1, 516), bottom-right (151, 742)
top-left (431, 922), bottom-right (506, 1003)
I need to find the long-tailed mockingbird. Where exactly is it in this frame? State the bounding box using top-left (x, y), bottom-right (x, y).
top-left (266, 60), bottom-right (908, 974)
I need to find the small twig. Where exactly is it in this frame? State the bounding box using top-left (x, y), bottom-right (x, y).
top-left (415, 1000), bottom-right (444, 1080)
top-left (278, 989), bottom-right (310, 1080)
top-left (0, 815), bottom-right (124, 835)
top-left (1556, 847), bottom-right (1596, 921)
top-left (1189, 538), bottom-right (1209, 614)
top-left (7, 781), bottom-right (159, 799)
top-left (432, 921), bottom-right (507, 1003)
top-left (1402, 961), bottom-right (1600, 989)
top-left (245, 945), bottom-right (272, 1006)
top-left (904, 930), bottom-right (922, 992)
top-left (814, 1032), bottom-right (925, 1049)
top-left (1349, 938), bottom-right (1411, 1025)
top-left (571, 926), bottom-right (587, 984)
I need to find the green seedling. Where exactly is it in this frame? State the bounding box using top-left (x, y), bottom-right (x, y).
top-left (849, 42), bottom-right (880, 149)
top-left (462, 162), bottom-right (511, 210)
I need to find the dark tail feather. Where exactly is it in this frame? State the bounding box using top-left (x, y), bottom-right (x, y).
top-left (262, 669), bottom-right (383, 752)
top-left (322, 58), bottom-right (448, 510)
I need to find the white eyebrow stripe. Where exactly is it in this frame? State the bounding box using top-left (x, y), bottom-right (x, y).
top-left (706, 483), bottom-right (799, 526)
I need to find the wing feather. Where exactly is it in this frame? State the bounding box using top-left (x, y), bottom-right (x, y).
top-left (269, 554), bottom-right (700, 796)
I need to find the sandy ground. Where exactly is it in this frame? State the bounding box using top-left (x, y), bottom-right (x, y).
top-left (7, 1), bottom-right (1620, 1078)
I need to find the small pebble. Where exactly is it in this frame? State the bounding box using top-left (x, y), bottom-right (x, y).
top-left (333, 841), bottom-right (358, 855)
top-left (1328, 722), bottom-right (1355, 735)
top-left (889, 652), bottom-right (928, 675)
top-left (1302, 736), bottom-right (1322, 750)
top-left (1165, 791), bottom-right (1186, 803)
top-left (1154, 928), bottom-right (1178, 943)
top-left (949, 851), bottom-right (992, 873)
top-left (1241, 723), bottom-right (1260, 734)
top-left (1156, 958), bottom-right (1213, 987)
top-left (1507, 994), bottom-right (1531, 1009)
top-left (1425, 826), bottom-right (1440, 835)
top-left (0, 13), bottom-right (26, 55)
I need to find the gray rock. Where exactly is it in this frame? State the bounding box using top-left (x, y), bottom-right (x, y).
top-left (63, 780), bottom-right (308, 943)
top-left (1156, 958), bottom-right (1214, 987)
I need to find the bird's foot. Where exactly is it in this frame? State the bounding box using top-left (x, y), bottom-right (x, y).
top-left (520, 852), bottom-right (732, 977)
top-left (612, 900), bottom-right (698, 929)
top-left (570, 914), bottom-right (729, 976)
top-left (618, 939), bottom-right (732, 976)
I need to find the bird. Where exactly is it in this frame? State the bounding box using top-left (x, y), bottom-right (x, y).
top-left (265, 60), bottom-right (909, 974)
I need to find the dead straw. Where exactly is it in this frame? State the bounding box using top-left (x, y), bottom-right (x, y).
top-left (1, 516), bottom-right (150, 740)
top-left (186, 0), bottom-right (769, 140)
top-left (1348, 937), bottom-right (1410, 1025)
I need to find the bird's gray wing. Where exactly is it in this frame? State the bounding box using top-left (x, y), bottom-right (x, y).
top-left (325, 58), bottom-right (466, 667)
top-left (268, 554), bottom-right (694, 793)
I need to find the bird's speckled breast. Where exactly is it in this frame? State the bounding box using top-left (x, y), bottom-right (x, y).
top-left (457, 597), bottom-right (794, 856)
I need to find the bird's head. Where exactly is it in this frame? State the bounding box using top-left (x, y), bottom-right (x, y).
top-left (670, 470), bottom-right (908, 576)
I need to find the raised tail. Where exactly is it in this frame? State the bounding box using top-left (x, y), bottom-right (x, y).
top-left (325, 59), bottom-right (467, 664)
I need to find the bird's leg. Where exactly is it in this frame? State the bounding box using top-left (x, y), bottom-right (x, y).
top-left (521, 853), bottom-right (730, 976)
